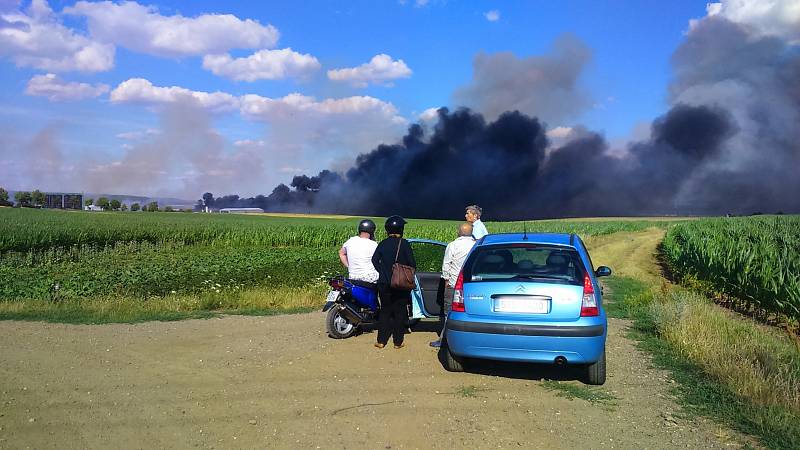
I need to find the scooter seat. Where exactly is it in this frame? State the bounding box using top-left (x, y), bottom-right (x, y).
top-left (347, 279), bottom-right (378, 291)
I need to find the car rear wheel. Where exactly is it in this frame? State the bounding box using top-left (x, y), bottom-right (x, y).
top-left (441, 343), bottom-right (465, 372)
top-left (584, 348), bottom-right (606, 385)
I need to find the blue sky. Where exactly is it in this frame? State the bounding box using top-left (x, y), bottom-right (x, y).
top-left (0, 0), bottom-right (713, 198)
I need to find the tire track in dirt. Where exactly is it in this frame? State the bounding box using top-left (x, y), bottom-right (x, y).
top-left (0, 230), bottom-right (749, 449)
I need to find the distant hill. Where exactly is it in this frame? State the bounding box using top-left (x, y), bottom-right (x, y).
top-left (84, 193), bottom-right (196, 208)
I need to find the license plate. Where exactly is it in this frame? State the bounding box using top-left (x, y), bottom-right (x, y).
top-left (494, 297), bottom-right (549, 314)
top-left (326, 290), bottom-right (339, 303)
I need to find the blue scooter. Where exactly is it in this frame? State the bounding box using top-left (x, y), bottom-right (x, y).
top-left (322, 238), bottom-right (448, 339)
top-left (323, 276), bottom-right (381, 339)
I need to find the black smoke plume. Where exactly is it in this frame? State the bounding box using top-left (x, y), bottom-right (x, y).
top-left (207, 103), bottom-right (753, 219)
top-left (206, 16), bottom-right (800, 219)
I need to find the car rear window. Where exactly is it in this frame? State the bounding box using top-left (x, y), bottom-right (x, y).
top-left (464, 244), bottom-right (585, 285)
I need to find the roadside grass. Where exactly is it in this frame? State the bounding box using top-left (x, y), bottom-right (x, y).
top-left (542, 380), bottom-right (618, 409)
top-left (607, 276), bottom-right (800, 449)
top-left (0, 285), bottom-right (328, 324)
top-left (602, 276), bottom-right (652, 319)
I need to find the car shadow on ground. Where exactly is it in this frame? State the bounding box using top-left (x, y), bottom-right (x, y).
top-left (435, 344), bottom-right (587, 382)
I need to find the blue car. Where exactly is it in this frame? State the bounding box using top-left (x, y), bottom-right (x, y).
top-left (443, 233), bottom-right (612, 385)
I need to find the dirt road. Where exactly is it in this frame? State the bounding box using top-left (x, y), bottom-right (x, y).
top-left (0, 229), bottom-right (748, 449)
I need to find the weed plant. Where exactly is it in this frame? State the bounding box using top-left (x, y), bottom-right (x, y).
top-left (542, 380), bottom-right (618, 409)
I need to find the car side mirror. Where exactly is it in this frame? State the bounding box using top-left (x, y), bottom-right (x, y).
top-left (595, 266), bottom-right (612, 277)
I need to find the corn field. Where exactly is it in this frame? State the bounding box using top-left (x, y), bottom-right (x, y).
top-left (0, 208), bottom-right (668, 301)
top-left (0, 208), bottom-right (661, 253)
top-left (661, 216), bottom-right (800, 320)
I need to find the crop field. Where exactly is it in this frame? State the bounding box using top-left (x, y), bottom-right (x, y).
top-left (662, 215), bottom-right (800, 321)
top-left (0, 208), bottom-right (668, 303)
top-left (0, 208), bottom-right (663, 253)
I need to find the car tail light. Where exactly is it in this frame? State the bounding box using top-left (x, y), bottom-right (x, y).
top-left (580, 273), bottom-right (599, 317)
top-left (451, 271), bottom-right (465, 312)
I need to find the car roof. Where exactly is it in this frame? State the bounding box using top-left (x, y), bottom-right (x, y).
top-left (477, 233), bottom-right (576, 247)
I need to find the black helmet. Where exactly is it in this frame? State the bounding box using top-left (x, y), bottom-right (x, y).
top-left (384, 215), bottom-right (407, 235)
top-left (358, 219), bottom-right (376, 237)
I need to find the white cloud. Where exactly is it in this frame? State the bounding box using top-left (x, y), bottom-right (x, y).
top-left (240, 93), bottom-right (405, 122)
top-left (545, 125), bottom-right (594, 150)
top-left (545, 126), bottom-right (573, 150)
top-left (202, 48), bottom-right (320, 82)
top-left (108, 79), bottom-right (408, 162)
top-left (110, 78), bottom-right (240, 113)
top-left (484, 10), bottom-right (500, 22)
top-left (0, 0), bottom-right (114, 72)
top-left (65, 0), bottom-right (279, 57)
top-left (25, 73), bottom-right (109, 101)
top-left (234, 139), bottom-right (266, 147)
top-left (327, 54), bottom-right (412, 87)
top-left (546, 126), bottom-right (573, 139)
top-left (704, 0), bottom-right (800, 43)
top-left (418, 107), bottom-right (441, 124)
top-left (240, 92), bottom-right (407, 169)
top-left (4, 86), bottom-right (410, 199)
top-left (102, 81), bottom-right (409, 194)
top-left (116, 129), bottom-right (159, 140)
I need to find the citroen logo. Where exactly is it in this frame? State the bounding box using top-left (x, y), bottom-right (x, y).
top-left (515, 284), bottom-right (526, 293)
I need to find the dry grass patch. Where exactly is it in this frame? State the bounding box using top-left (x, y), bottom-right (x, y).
top-left (650, 290), bottom-right (800, 413)
top-left (0, 285), bottom-right (328, 324)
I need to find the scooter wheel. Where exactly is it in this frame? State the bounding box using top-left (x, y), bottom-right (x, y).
top-left (326, 307), bottom-right (359, 339)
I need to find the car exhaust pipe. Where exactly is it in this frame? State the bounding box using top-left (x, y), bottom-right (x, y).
top-left (554, 356), bottom-right (567, 366)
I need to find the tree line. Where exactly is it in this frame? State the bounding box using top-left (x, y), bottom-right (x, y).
top-left (0, 187), bottom-right (190, 213)
top-left (85, 197), bottom-right (162, 212)
top-left (0, 188), bottom-right (46, 208)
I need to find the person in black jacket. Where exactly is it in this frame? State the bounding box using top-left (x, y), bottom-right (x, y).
top-left (371, 215), bottom-right (416, 349)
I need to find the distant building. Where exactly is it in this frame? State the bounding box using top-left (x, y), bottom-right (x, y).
top-left (84, 204), bottom-right (103, 212)
top-left (219, 207), bottom-right (264, 214)
top-left (45, 193), bottom-right (83, 210)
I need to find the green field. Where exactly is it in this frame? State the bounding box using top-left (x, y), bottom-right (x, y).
top-left (0, 208), bottom-right (663, 253)
top-left (0, 208), bottom-right (668, 303)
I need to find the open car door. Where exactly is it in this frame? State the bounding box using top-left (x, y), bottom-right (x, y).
top-left (407, 239), bottom-right (446, 318)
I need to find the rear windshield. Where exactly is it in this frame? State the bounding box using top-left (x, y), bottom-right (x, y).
top-left (464, 244), bottom-right (585, 285)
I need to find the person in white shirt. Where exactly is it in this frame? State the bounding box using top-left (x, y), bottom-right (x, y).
top-left (430, 222), bottom-right (475, 348)
top-left (465, 205), bottom-right (488, 240)
top-left (339, 219), bottom-right (379, 285)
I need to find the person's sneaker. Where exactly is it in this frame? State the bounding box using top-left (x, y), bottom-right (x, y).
top-left (393, 343), bottom-right (405, 349)
top-left (429, 340), bottom-right (442, 348)
top-left (374, 342), bottom-right (385, 349)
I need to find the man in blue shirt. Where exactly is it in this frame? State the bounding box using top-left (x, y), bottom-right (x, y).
top-left (465, 205), bottom-right (488, 240)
